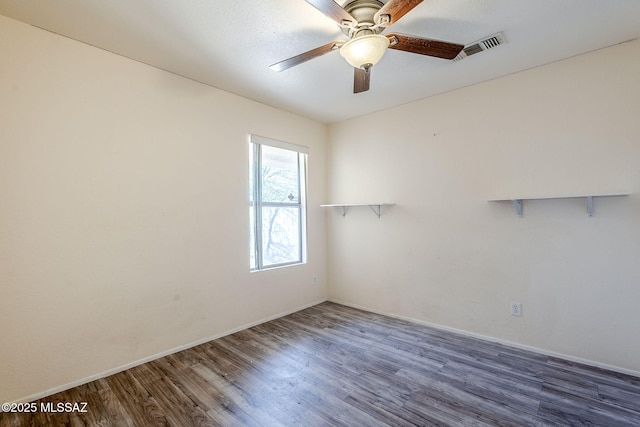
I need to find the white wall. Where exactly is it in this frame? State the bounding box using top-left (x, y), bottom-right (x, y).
top-left (327, 39), bottom-right (640, 373)
top-left (0, 16), bottom-right (327, 403)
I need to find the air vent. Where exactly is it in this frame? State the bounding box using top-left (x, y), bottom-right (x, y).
top-left (463, 44), bottom-right (484, 56)
top-left (453, 32), bottom-right (506, 61)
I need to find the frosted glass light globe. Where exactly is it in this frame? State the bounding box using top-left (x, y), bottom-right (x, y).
top-left (340, 34), bottom-right (390, 69)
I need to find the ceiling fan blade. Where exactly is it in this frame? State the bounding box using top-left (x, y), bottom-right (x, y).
top-left (353, 67), bottom-right (370, 93)
top-left (304, 0), bottom-right (356, 25)
top-left (270, 41), bottom-right (343, 72)
top-left (375, 0), bottom-right (423, 27)
top-left (387, 33), bottom-right (464, 60)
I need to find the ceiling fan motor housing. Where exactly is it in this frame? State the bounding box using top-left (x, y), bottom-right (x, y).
top-left (341, 0), bottom-right (386, 38)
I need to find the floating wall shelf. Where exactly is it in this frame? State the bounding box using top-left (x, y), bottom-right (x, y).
top-left (488, 193), bottom-right (631, 217)
top-left (321, 203), bottom-right (395, 218)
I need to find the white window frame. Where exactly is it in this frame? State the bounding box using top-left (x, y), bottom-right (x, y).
top-left (249, 135), bottom-right (308, 271)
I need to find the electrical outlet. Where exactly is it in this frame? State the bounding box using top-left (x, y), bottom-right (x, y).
top-left (511, 302), bottom-right (522, 317)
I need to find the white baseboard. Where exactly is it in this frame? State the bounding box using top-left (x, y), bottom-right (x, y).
top-left (328, 298), bottom-right (640, 379)
top-left (14, 298), bottom-right (327, 404)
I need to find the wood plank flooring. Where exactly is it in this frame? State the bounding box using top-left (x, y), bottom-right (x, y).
top-left (2, 302), bottom-right (640, 426)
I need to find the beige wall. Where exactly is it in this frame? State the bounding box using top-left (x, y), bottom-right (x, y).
top-left (327, 38), bottom-right (640, 374)
top-left (0, 16), bottom-right (327, 402)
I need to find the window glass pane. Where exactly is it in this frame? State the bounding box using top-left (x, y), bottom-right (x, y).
top-left (261, 145), bottom-right (300, 204)
top-left (249, 206), bottom-right (256, 270)
top-left (261, 206), bottom-right (300, 266)
top-left (249, 143), bottom-right (255, 203)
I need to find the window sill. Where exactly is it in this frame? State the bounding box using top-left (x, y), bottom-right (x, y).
top-left (250, 262), bottom-right (306, 273)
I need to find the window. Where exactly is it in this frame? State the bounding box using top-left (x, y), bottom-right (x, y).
top-left (249, 135), bottom-right (307, 271)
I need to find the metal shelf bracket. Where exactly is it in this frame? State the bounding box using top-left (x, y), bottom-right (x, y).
top-left (368, 205), bottom-right (382, 218)
top-left (586, 196), bottom-right (594, 217)
top-left (512, 199), bottom-right (523, 217)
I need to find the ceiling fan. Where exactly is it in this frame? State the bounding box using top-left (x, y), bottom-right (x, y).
top-left (269, 0), bottom-right (464, 93)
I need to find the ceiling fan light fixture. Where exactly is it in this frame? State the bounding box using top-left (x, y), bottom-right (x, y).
top-left (339, 34), bottom-right (390, 69)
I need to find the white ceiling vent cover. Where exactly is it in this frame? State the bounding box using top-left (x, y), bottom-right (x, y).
top-left (453, 32), bottom-right (507, 61)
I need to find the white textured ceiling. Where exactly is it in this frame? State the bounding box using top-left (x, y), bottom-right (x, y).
top-left (2, 0), bottom-right (640, 123)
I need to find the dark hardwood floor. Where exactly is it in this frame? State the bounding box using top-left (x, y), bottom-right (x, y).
top-left (2, 302), bottom-right (640, 426)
